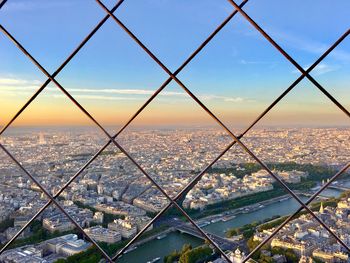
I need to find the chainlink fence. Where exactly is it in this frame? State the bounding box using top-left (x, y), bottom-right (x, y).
top-left (0, 0), bottom-right (349, 262)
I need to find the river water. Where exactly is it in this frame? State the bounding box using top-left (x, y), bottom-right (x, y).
top-left (115, 188), bottom-right (343, 263)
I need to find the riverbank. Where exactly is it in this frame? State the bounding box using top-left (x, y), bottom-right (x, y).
top-left (195, 194), bottom-right (294, 227)
top-left (59, 191), bottom-right (341, 263)
top-left (124, 227), bottom-right (175, 249)
top-left (118, 193), bottom-right (310, 252)
top-left (58, 179), bottom-right (346, 262)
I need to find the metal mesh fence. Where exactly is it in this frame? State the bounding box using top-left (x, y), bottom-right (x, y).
top-left (0, 0), bottom-right (349, 262)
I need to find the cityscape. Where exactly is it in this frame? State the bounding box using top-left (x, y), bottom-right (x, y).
top-left (0, 0), bottom-right (349, 262)
top-left (0, 127), bottom-right (349, 262)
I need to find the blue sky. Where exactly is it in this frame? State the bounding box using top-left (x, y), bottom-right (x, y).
top-left (0, 0), bottom-right (349, 128)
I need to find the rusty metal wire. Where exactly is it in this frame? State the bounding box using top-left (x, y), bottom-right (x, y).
top-left (0, 0), bottom-right (349, 262)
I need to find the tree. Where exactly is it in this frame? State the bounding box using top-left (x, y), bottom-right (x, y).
top-left (285, 249), bottom-right (298, 263)
top-left (247, 237), bottom-right (260, 252)
top-left (181, 244), bottom-right (192, 253)
top-left (164, 250), bottom-right (180, 263)
top-left (259, 254), bottom-right (274, 263)
top-left (179, 246), bottom-right (212, 263)
top-left (271, 246), bottom-right (284, 255)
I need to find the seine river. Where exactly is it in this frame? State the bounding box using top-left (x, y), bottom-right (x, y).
top-left (116, 188), bottom-right (343, 263)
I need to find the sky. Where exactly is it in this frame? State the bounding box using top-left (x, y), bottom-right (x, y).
top-left (0, 0), bottom-right (349, 131)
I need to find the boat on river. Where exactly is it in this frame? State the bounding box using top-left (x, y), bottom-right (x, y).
top-left (124, 246), bottom-right (137, 254)
top-left (156, 234), bottom-right (167, 240)
top-left (279, 197), bottom-right (290, 202)
top-left (198, 221), bottom-right (210, 227)
top-left (211, 218), bottom-right (222, 223)
top-left (222, 215), bottom-right (236, 222)
top-left (146, 257), bottom-right (161, 263)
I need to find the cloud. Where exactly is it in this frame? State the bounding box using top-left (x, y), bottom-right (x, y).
top-left (224, 97), bottom-right (244, 102)
top-left (198, 94), bottom-right (251, 103)
top-left (61, 88), bottom-right (187, 97)
top-left (0, 90), bottom-right (34, 97)
top-left (239, 59), bottom-right (278, 66)
top-left (0, 77), bottom-right (252, 103)
top-left (310, 64), bottom-right (339, 76)
top-left (61, 89), bottom-right (250, 103)
top-left (0, 85), bottom-right (39, 91)
top-left (267, 28), bottom-right (350, 63)
top-left (0, 77), bottom-right (42, 94)
top-left (292, 63), bottom-right (339, 76)
top-left (330, 49), bottom-right (350, 62)
top-left (0, 77), bottom-right (41, 86)
top-left (51, 94), bottom-right (146, 101)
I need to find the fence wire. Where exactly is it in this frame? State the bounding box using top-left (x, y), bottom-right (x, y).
top-left (0, 0), bottom-right (349, 262)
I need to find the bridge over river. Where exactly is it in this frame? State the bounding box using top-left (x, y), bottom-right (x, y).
top-left (328, 185), bottom-right (350, 192)
top-left (169, 221), bottom-right (247, 252)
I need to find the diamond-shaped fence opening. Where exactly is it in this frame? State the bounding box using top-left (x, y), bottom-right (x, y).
top-left (115, 82), bottom-right (234, 200)
top-left (0, 83), bottom-right (109, 196)
top-left (0, 0), bottom-right (349, 262)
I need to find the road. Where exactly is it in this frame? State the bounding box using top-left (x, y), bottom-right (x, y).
top-left (168, 218), bottom-right (247, 252)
